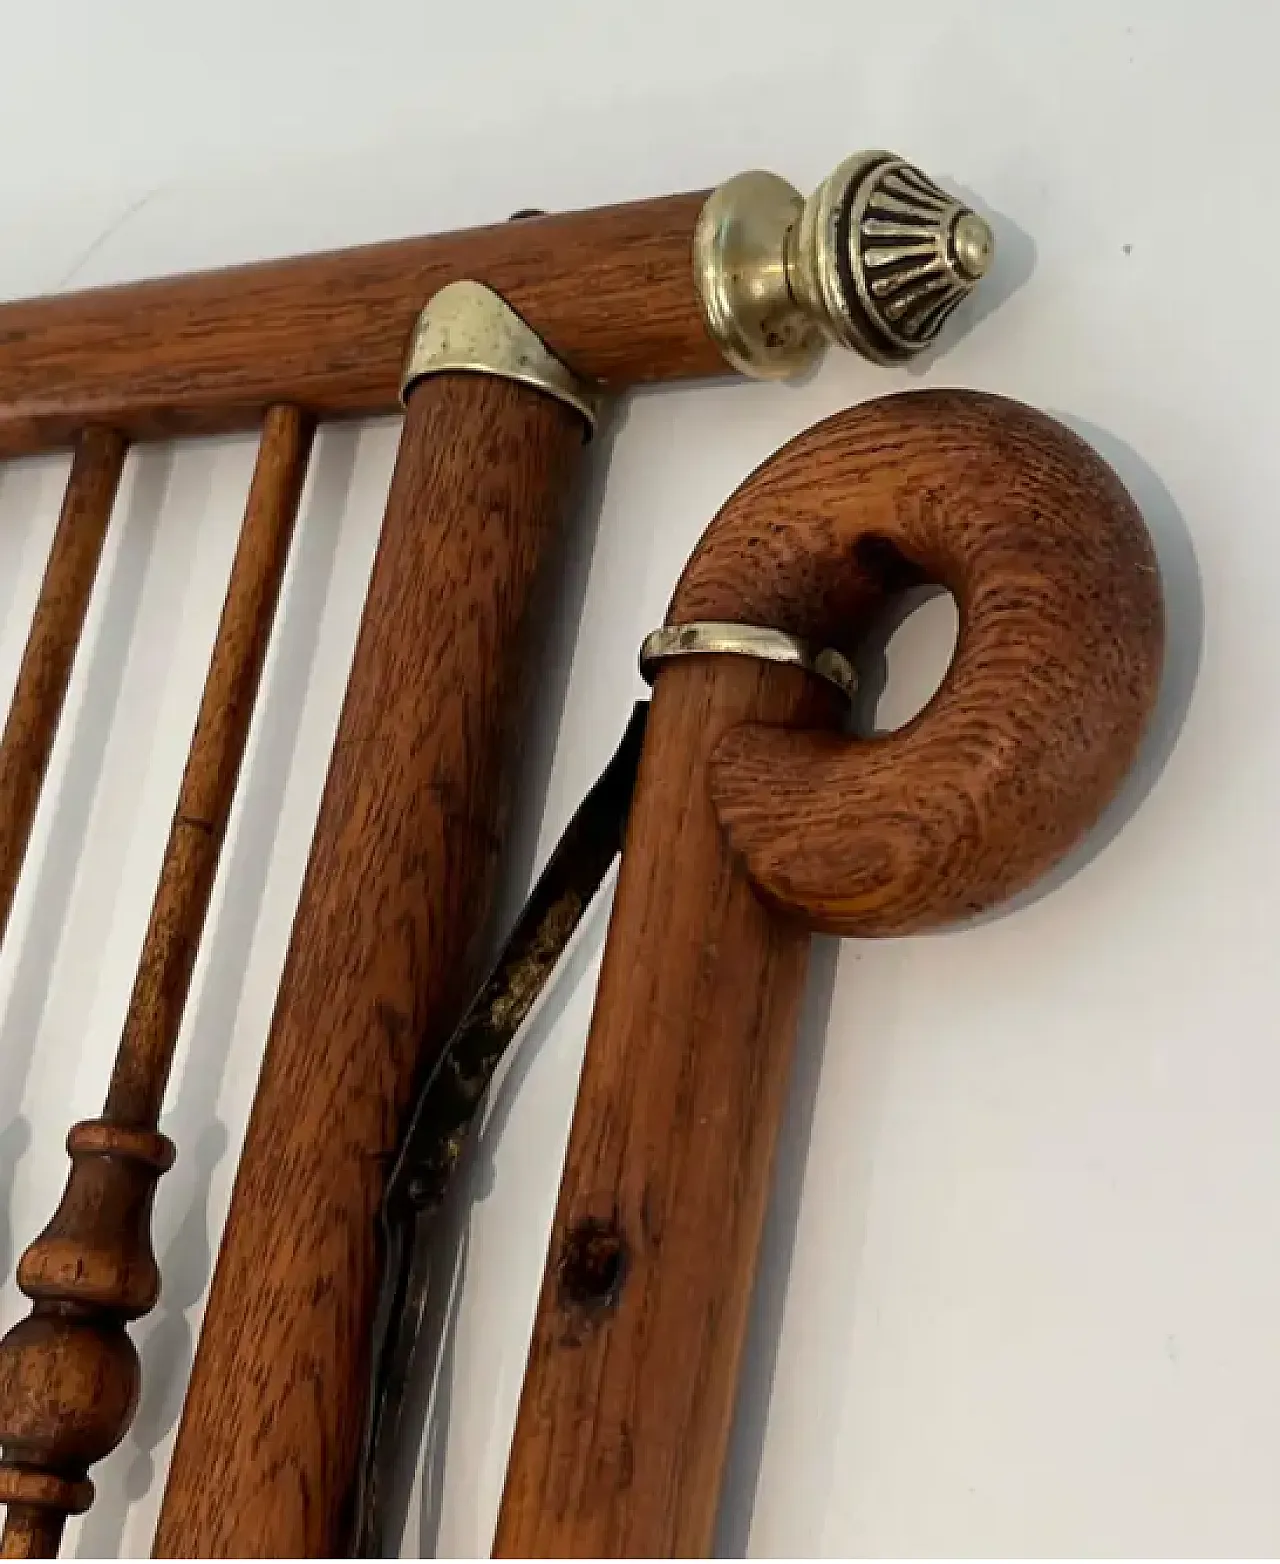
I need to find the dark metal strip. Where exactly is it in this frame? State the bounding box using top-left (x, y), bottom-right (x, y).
top-left (351, 701), bottom-right (649, 1556)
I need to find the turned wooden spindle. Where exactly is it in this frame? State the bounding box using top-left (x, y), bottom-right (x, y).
top-left (0, 427), bottom-right (127, 943)
top-left (495, 390), bottom-right (1166, 1556)
top-left (0, 404), bottom-right (313, 1557)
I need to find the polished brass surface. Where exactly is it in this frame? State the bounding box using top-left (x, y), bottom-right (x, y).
top-left (694, 152), bottom-right (995, 377)
top-left (691, 172), bottom-right (823, 380)
top-left (639, 620), bottom-right (857, 701)
top-left (400, 279), bottom-right (602, 430)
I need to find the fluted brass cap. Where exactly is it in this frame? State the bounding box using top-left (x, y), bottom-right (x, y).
top-left (693, 151), bottom-right (994, 379)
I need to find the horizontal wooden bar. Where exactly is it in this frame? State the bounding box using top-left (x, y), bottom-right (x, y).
top-left (0, 191), bottom-right (716, 460)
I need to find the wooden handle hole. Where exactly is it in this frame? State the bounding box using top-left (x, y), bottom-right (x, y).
top-left (851, 578), bottom-right (959, 738)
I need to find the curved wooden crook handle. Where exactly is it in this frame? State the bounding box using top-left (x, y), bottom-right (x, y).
top-left (497, 391), bottom-right (1165, 1558)
top-left (669, 389), bottom-right (1165, 935)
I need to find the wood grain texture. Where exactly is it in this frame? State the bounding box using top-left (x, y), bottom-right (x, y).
top-left (495, 657), bottom-right (841, 1559)
top-left (668, 389), bottom-right (1166, 935)
top-left (497, 389), bottom-right (1164, 1556)
top-left (0, 427), bottom-right (126, 942)
top-left (0, 191), bottom-right (715, 459)
top-left (154, 374), bottom-right (586, 1558)
top-left (0, 406), bottom-right (313, 1558)
top-left (107, 403), bottom-right (314, 1124)
top-left (0, 1506), bottom-right (63, 1559)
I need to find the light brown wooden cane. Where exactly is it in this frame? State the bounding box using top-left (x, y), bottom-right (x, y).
top-left (495, 390), bottom-right (1165, 1556)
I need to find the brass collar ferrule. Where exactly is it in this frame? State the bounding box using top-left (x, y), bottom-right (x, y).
top-left (400, 280), bottom-right (603, 433)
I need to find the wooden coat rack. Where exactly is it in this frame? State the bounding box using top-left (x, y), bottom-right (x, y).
top-left (0, 148), bottom-right (1163, 1560)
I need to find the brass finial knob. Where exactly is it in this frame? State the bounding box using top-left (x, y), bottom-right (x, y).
top-left (693, 151), bottom-right (995, 380)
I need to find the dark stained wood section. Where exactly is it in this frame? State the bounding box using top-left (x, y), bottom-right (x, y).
top-left (0, 427), bottom-right (127, 941)
top-left (0, 405), bottom-right (314, 1557)
top-left (495, 657), bottom-right (840, 1559)
top-left (153, 374), bottom-right (586, 1558)
top-left (0, 191), bottom-right (716, 460)
top-left (495, 390), bottom-right (1164, 1556)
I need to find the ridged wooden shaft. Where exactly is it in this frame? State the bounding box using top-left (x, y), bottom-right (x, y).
top-left (0, 427), bottom-right (127, 942)
top-left (0, 405), bottom-right (313, 1558)
top-left (155, 374), bottom-right (586, 1557)
top-left (495, 657), bottom-right (840, 1557)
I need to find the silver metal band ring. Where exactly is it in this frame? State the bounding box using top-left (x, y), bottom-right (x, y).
top-left (638, 621), bottom-right (857, 701)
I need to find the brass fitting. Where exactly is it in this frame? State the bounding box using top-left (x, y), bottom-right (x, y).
top-left (400, 279), bottom-right (603, 432)
top-left (692, 151), bottom-right (994, 379)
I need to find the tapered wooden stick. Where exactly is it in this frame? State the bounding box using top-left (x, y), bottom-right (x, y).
top-left (0, 404), bottom-right (313, 1557)
top-left (0, 427), bottom-right (127, 943)
top-left (495, 390), bottom-right (1166, 1556)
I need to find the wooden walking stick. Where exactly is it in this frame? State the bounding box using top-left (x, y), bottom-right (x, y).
top-left (144, 155), bottom-right (996, 1560)
top-left (487, 389), bottom-right (1165, 1556)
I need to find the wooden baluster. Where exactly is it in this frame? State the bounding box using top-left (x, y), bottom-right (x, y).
top-left (0, 404), bottom-right (314, 1557)
top-left (0, 427), bottom-right (127, 942)
top-left (155, 372), bottom-right (587, 1558)
top-left (494, 391), bottom-right (1166, 1556)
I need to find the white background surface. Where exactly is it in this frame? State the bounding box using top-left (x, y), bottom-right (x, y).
top-left (0, 1), bottom-right (1270, 1555)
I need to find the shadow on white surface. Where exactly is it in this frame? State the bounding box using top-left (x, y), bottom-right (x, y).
top-left (906, 193), bottom-right (1037, 378)
top-left (0, 1118), bottom-right (32, 1295)
top-left (488, 404), bottom-right (632, 944)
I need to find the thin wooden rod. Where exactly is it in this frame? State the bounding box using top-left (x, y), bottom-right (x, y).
top-left (0, 426), bottom-right (127, 941)
top-left (0, 403), bottom-right (314, 1558)
top-left (106, 402), bottom-right (313, 1124)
